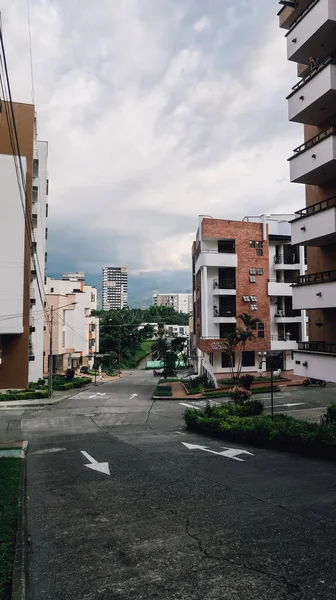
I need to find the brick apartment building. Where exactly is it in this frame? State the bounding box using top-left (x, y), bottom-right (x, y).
top-left (191, 215), bottom-right (307, 384)
top-left (278, 0), bottom-right (336, 382)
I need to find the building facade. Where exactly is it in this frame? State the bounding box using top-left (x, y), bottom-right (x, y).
top-left (191, 215), bottom-right (307, 384)
top-left (278, 0), bottom-right (336, 382)
top-left (44, 274), bottom-right (99, 373)
top-left (153, 293), bottom-right (192, 314)
top-left (0, 102), bottom-right (48, 389)
top-left (102, 266), bottom-right (128, 311)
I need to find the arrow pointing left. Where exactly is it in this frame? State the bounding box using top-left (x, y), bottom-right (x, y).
top-left (182, 442), bottom-right (254, 462)
top-left (81, 451), bottom-right (110, 475)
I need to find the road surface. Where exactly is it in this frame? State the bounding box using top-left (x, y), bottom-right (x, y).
top-left (1, 371), bottom-right (336, 599)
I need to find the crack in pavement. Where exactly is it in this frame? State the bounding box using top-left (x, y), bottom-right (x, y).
top-left (184, 518), bottom-right (303, 598)
top-left (145, 400), bottom-right (155, 430)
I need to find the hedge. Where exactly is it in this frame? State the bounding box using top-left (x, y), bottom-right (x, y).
top-left (153, 385), bottom-right (172, 398)
top-left (53, 377), bottom-right (92, 391)
top-left (0, 389), bottom-right (49, 401)
top-left (184, 407), bottom-right (336, 460)
top-left (202, 386), bottom-right (280, 399)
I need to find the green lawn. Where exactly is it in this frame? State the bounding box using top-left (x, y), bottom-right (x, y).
top-left (122, 340), bottom-right (154, 369)
top-left (0, 459), bottom-right (21, 600)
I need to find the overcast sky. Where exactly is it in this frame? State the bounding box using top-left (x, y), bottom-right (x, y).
top-left (2, 0), bottom-right (304, 302)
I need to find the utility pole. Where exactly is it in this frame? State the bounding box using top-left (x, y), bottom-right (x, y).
top-left (48, 306), bottom-right (53, 398)
top-left (118, 337), bottom-right (121, 377)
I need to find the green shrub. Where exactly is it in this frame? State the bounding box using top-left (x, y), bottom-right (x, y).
top-left (81, 366), bottom-right (89, 374)
top-left (239, 375), bottom-right (255, 390)
top-left (230, 386), bottom-right (252, 404)
top-left (0, 388), bottom-right (49, 401)
top-left (153, 385), bottom-right (172, 397)
top-left (158, 378), bottom-right (179, 383)
top-left (251, 386), bottom-right (281, 394)
top-left (65, 368), bottom-right (75, 381)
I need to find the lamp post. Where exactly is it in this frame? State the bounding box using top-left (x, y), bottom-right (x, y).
top-left (48, 301), bottom-right (77, 398)
top-left (258, 351), bottom-right (275, 420)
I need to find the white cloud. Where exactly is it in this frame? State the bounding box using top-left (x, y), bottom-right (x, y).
top-left (0, 0), bottom-right (302, 286)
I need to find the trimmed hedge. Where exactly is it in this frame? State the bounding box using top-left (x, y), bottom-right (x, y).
top-left (201, 386), bottom-right (280, 400)
top-left (153, 385), bottom-right (172, 397)
top-left (53, 376), bottom-right (92, 391)
top-left (0, 389), bottom-right (49, 401)
top-left (184, 407), bottom-right (336, 460)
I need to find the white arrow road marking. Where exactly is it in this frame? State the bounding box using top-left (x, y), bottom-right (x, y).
top-left (179, 402), bottom-right (201, 410)
top-left (81, 451), bottom-right (110, 475)
top-left (266, 402), bottom-right (306, 408)
top-left (182, 442), bottom-right (254, 462)
top-left (89, 392), bottom-right (106, 398)
top-left (129, 393), bottom-right (138, 400)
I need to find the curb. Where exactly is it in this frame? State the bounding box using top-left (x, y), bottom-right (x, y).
top-left (11, 441), bottom-right (28, 600)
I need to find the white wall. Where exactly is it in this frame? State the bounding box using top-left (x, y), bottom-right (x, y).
top-left (288, 64), bottom-right (336, 122)
top-left (29, 141), bottom-right (48, 382)
top-left (293, 280), bottom-right (336, 310)
top-left (294, 351), bottom-right (336, 382)
top-left (0, 154), bottom-right (26, 335)
top-left (290, 136), bottom-right (336, 184)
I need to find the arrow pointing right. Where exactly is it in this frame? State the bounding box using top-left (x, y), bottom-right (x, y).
top-left (81, 451), bottom-right (110, 475)
top-left (182, 442), bottom-right (254, 462)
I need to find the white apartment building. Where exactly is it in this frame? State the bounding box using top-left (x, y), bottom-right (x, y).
top-left (44, 274), bottom-right (99, 372)
top-left (0, 103), bottom-right (48, 389)
top-left (102, 266), bottom-right (128, 311)
top-left (153, 293), bottom-right (192, 314)
top-left (278, 0), bottom-right (336, 382)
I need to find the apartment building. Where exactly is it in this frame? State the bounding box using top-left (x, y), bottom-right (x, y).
top-left (0, 102), bottom-right (48, 389)
top-left (44, 274), bottom-right (99, 373)
top-left (191, 215), bottom-right (307, 384)
top-left (153, 293), bottom-right (192, 314)
top-left (102, 266), bottom-right (128, 311)
top-left (278, 0), bottom-right (336, 382)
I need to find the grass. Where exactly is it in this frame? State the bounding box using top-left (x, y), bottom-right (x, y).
top-left (121, 340), bottom-right (154, 369)
top-left (201, 386), bottom-right (280, 399)
top-left (0, 459), bottom-right (21, 600)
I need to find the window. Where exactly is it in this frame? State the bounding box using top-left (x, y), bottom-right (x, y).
top-left (218, 239), bottom-right (235, 253)
top-left (256, 241), bottom-right (263, 248)
top-left (91, 293), bottom-right (95, 303)
top-left (249, 241), bottom-right (255, 248)
top-left (209, 353), bottom-right (213, 366)
top-left (250, 296), bottom-right (257, 302)
top-left (242, 351), bottom-right (255, 367)
top-left (257, 323), bottom-right (264, 339)
top-left (249, 268), bottom-right (256, 275)
top-left (50, 287), bottom-right (54, 293)
top-left (243, 295), bottom-right (250, 302)
top-left (250, 276), bottom-right (256, 283)
top-left (250, 304), bottom-right (257, 311)
top-left (222, 352), bottom-right (235, 368)
top-left (256, 248), bottom-right (263, 257)
top-left (256, 268), bottom-right (263, 275)
top-left (62, 331), bottom-right (66, 348)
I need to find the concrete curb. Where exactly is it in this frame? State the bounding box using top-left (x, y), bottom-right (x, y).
top-left (11, 441), bottom-right (28, 600)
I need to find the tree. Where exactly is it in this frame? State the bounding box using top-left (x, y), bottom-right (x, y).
top-left (221, 332), bottom-right (239, 380)
top-left (235, 313), bottom-right (261, 379)
top-left (152, 335), bottom-right (168, 360)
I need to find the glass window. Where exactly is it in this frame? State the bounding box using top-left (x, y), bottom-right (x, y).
top-left (250, 303), bottom-right (257, 311)
top-left (242, 351), bottom-right (255, 367)
top-left (256, 249), bottom-right (263, 257)
top-left (256, 241), bottom-right (263, 248)
top-left (250, 296), bottom-right (257, 302)
top-left (249, 241), bottom-right (255, 248)
top-left (250, 268), bottom-right (256, 275)
top-left (256, 268), bottom-right (263, 275)
top-left (243, 296), bottom-right (250, 302)
top-left (218, 239), bottom-right (235, 253)
top-left (250, 276), bottom-right (256, 283)
top-left (258, 323), bottom-right (264, 339)
top-left (222, 352), bottom-right (235, 368)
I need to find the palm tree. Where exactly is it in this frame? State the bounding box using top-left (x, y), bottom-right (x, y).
top-left (235, 313), bottom-right (261, 378)
top-left (152, 335), bottom-right (168, 360)
top-left (221, 332), bottom-right (239, 380)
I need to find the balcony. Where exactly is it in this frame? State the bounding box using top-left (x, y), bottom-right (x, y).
top-left (29, 316), bottom-right (35, 333)
top-left (30, 287), bottom-right (36, 305)
top-left (291, 196), bottom-right (336, 245)
top-left (195, 251), bottom-right (237, 274)
top-left (274, 309), bottom-right (302, 323)
top-left (279, 0), bottom-right (313, 30)
top-left (294, 341), bottom-right (336, 382)
top-left (289, 127), bottom-right (336, 185)
top-left (273, 254), bottom-right (301, 270)
top-left (213, 279), bottom-right (236, 296)
top-left (271, 334), bottom-right (299, 351)
top-left (268, 280), bottom-right (293, 296)
top-left (213, 308), bottom-right (236, 325)
top-left (286, 0), bottom-right (336, 65)
top-left (287, 57), bottom-right (336, 125)
top-left (293, 270), bottom-right (336, 309)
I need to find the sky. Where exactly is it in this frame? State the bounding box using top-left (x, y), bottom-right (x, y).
top-left (1, 0), bottom-right (304, 306)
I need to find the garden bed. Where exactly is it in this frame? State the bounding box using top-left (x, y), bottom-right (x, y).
top-left (184, 403), bottom-right (336, 460)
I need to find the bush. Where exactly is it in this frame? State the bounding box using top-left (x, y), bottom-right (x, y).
top-left (184, 409), bottom-right (336, 460)
top-left (323, 403), bottom-right (336, 425)
top-left (0, 388), bottom-right (49, 401)
top-left (81, 366), bottom-right (89, 374)
top-left (239, 375), bottom-right (255, 390)
top-left (230, 386), bottom-right (252, 404)
top-left (153, 385), bottom-right (172, 397)
top-left (65, 368), bottom-right (75, 381)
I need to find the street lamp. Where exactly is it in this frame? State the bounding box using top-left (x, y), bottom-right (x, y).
top-left (47, 301), bottom-right (77, 398)
top-left (258, 351), bottom-right (275, 420)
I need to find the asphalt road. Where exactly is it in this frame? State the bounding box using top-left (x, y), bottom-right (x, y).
top-left (2, 372), bottom-right (336, 599)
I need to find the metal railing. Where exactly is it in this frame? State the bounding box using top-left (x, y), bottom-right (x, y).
top-left (297, 269), bottom-right (336, 285)
top-left (30, 287), bottom-right (36, 299)
top-left (294, 195), bottom-right (336, 220)
top-left (29, 316), bottom-right (35, 327)
top-left (286, 0), bottom-right (320, 34)
top-left (298, 341), bottom-right (336, 354)
top-left (213, 310), bottom-right (235, 318)
top-left (274, 254), bottom-right (300, 265)
top-left (275, 310), bottom-right (301, 317)
top-left (213, 279), bottom-right (236, 290)
top-left (271, 334), bottom-right (298, 341)
top-left (288, 55), bottom-right (335, 98)
top-left (289, 127), bottom-right (336, 160)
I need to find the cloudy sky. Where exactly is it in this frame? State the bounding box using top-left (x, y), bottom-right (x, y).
top-left (2, 0), bottom-right (304, 305)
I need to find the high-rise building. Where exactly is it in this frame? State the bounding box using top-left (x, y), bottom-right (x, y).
top-left (278, 0), bottom-right (336, 382)
top-left (102, 266), bottom-right (128, 311)
top-left (153, 293), bottom-right (192, 314)
top-left (191, 215), bottom-right (307, 385)
top-left (0, 102), bottom-right (48, 389)
top-left (44, 274), bottom-right (99, 372)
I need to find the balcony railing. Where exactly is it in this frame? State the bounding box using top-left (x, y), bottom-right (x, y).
top-left (297, 270), bottom-right (336, 285)
top-left (213, 279), bottom-right (235, 290)
top-left (286, 0), bottom-right (320, 33)
top-left (272, 334), bottom-right (299, 341)
top-left (298, 341), bottom-right (336, 354)
top-left (213, 309), bottom-right (235, 318)
top-left (289, 127), bottom-right (336, 160)
top-left (274, 254), bottom-right (300, 265)
top-left (275, 309), bottom-right (301, 317)
top-left (293, 195), bottom-right (336, 220)
top-left (287, 55), bottom-right (335, 99)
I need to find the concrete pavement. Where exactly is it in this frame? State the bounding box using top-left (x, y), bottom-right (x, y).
top-left (2, 371), bottom-right (336, 599)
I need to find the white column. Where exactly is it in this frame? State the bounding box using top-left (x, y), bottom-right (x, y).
top-left (202, 266), bottom-right (209, 338)
top-left (299, 245), bottom-right (308, 341)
